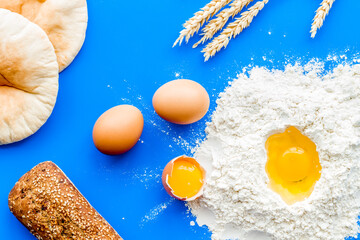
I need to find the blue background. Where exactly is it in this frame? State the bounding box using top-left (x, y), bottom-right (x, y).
top-left (1, 0), bottom-right (360, 239)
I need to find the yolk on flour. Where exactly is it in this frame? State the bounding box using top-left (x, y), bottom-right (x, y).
top-left (265, 126), bottom-right (322, 205)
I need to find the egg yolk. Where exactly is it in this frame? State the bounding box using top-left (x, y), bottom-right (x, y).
top-left (167, 159), bottom-right (204, 199)
top-left (266, 126), bottom-right (322, 205)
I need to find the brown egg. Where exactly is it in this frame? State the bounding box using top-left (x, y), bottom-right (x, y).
top-left (152, 79), bottom-right (210, 125)
top-left (93, 105), bottom-right (144, 155)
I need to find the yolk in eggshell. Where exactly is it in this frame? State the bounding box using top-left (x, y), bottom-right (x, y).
top-left (164, 157), bottom-right (205, 200)
top-left (265, 126), bottom-right (322, 205)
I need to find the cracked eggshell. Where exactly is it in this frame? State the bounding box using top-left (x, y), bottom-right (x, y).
top-left (162, 156), bottom-right (206, 201)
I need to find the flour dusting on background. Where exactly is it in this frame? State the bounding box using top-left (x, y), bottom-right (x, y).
top-left (140, 198), bottom-right (175, 227)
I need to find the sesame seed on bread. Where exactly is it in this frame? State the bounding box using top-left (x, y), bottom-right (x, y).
top-left (8, 161), bottom-right (122, 240)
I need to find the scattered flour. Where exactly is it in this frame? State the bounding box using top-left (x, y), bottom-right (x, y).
top-left (189, 62), bottom-right (360, 240)
top-left (140, 198), bottom-right (174, 226)
top-left (132, 167), bottom-right (161, 189)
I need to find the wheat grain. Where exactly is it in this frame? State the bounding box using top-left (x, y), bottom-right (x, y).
top-left (310, 0), bottom-right (335, 38)
top-left (193, 0), bottom-right (253, 48)
top-left (173, 0), bottom-right (232, 47)
top-left (203, 0), bottom-right (269, 61)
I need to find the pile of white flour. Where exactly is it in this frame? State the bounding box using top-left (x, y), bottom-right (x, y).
top-left (189, 62), bottom-right (360, 240)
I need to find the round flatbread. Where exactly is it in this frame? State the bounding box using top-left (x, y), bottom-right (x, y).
top-left (0, 9), bottom-right (59, 145)
top-left (0, 0), bottom-right (88, 72)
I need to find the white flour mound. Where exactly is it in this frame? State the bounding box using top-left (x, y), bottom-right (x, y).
top-left (189, 63), bottom-right (360, 240)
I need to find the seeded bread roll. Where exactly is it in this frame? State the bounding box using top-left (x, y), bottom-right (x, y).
top-left (8, 161), bottom-right (122, 240)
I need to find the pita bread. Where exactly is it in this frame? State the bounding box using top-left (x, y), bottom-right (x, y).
top-left (0, 9), bottom-right (59, 145)
top-left (0, 0), bottom-right (88, 72)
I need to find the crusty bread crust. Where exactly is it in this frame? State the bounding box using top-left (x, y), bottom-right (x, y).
top-left (8, 161), bottom-right (122, 240)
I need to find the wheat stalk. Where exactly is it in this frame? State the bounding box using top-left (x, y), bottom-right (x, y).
top-left (203, 0), bottom-right (269, 61)
top-left (193, 0), bottom-right (253, 48)
top-left (310, 0), bottom-right (335, 38)
top-left (173, 0), bottom-right (232, 47)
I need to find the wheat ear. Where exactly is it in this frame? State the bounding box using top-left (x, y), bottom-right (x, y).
top-left (203, 0), bottom-right (268, 61)
top-left (193, 0), bottom-right (253, 48)
top-left (310, 0), bottom-right (335, 38)
top-left (173, 0), bottom-right (232, 47)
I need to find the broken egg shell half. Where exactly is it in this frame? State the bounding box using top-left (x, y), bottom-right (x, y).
top-left (162, 156), bottom-right (206, 201)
